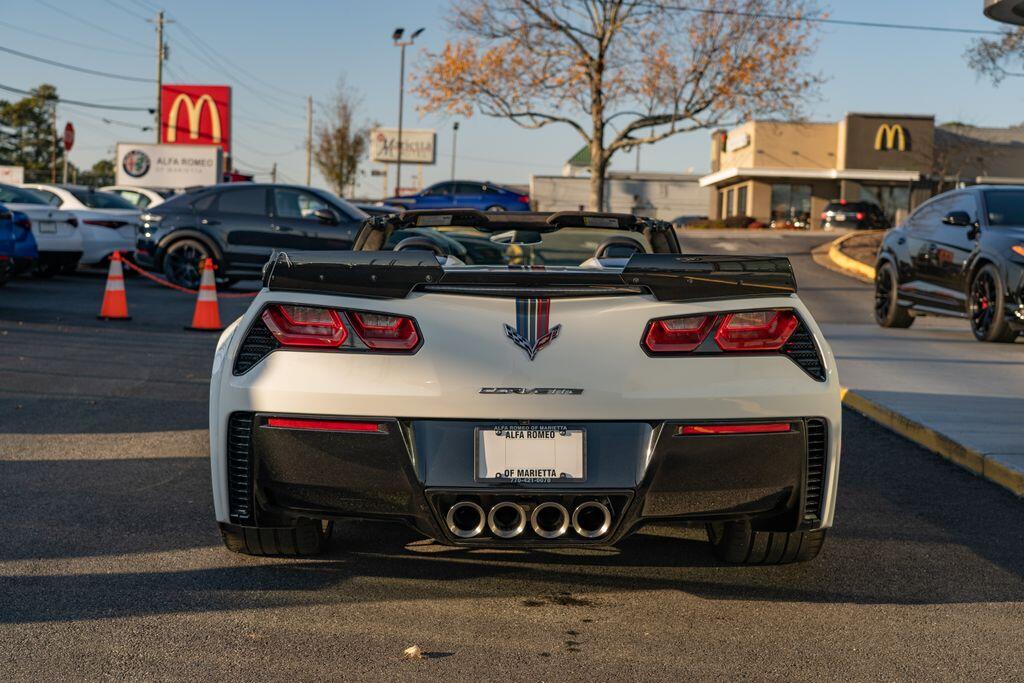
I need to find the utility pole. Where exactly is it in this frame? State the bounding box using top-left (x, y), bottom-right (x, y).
top-left (451, 121), bottom-right (459, 183)
top-left (305, 95), bottom-right (312, 185)
top-left (151, 10), bottom-right (168, 143)
top-left (271, 162), bottom-right (277, 183)
top-left (50, 104), bottom-right (57, 183)
top-left (392, 27), bottom-right (424, 196)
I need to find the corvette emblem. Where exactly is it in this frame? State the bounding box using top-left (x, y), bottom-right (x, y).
top-left (504, 298), bottom-right (561, 360)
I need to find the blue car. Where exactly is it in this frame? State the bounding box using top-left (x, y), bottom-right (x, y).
top-left (385, 180), bottom-right (530, 212)
top-left (11, 210), bottom-right (38, 275)
top-left (0, 204), bottom-right (15, 286)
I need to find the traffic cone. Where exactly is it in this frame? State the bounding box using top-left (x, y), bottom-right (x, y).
top-left (185, 258), bottom-right (223, 331)
top-left (97, 251), bottom-right (131, 320)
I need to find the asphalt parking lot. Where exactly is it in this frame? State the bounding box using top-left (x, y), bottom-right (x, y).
top-left (2, 242), bottom-right (1023, 681)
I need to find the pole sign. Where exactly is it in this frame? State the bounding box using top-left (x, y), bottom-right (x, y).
top-left (370, 128), bottom-right (436, 164)
top-left (160, 84), bottom-right (232, 154)
top-left (63, 123), bottom-right (75, 152)
top-left (115, 143), bottom-right (223, 189)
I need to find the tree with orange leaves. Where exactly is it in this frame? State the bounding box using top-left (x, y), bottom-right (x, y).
top-left (415, 0), bottom-right (822, 210)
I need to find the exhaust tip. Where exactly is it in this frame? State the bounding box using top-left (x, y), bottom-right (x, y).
top-left (446, 501), bottom-right (485, 538)
top-left (530, 501), bottom-right (570, 539)
top-left (487, 501), bottom-right (527, 538)
top-left (572, 501), bottom-right (612, 539)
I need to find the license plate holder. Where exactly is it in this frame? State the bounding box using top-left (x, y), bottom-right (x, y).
top-left (38, 221), bottom-right (57, 234)
top-left (475, 425), bottom-right (585, 482)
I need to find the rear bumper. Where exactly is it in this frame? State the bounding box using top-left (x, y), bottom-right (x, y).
top-left (221, 412), bottom-right (834, 547)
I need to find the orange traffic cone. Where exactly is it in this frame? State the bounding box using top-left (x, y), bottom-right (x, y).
top-left (185, 258), bottom-right (223, 331)
top-left (97, 251), bottom-right (131, 320)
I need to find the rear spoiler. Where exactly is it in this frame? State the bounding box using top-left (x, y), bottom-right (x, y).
top-left (263, 251), bottom-right (797, 301)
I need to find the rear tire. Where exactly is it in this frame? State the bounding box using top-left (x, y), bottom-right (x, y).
top-left (706, 521), bottom-right (826, 564)
top-left (874, 261), bottom-right (914, 328)
top-left (969, 264), bottom-right (1018, 343)
top-left (485, 205), bottom-right (505, 212)
top-left (220, 519), bottom-right (333, 556)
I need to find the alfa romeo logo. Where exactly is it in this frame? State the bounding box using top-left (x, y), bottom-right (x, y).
top-left (122, 150), bottom-right (150, 178)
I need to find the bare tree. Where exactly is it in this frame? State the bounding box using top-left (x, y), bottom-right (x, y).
top-left (315, 82), bottom-right (370, 196)
top-left (414, 0), bottom-right (822, 210)
top-left (966, 27), bottom-right (1024, 84)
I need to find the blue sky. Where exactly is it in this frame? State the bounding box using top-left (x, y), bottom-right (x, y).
top-left (2, 0), bottom-right (1020, 196)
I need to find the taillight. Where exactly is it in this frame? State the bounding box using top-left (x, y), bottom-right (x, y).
top-left (679, 423), bottom-right (792, 435)
top-left (517, 194), bottom-right (530, 204)
top-left (642, 309), bottom-right (800, 354)
top-left (643, 315), bottom-right (715, 353)
top-left (83, 219), bottom-right (127, 229)
top-left (267, 417), bottom-right (383, 433)
top-left (349, 312), bottom-right (419, 350)
top-left (262, 304), bottom-right (348, 347)
top-left (820, 212), bottom-right (827, 220)
top-left (14, 217), bottom-right (31, 230)
top-left (714, 310), bottom-right (798, 351)
top-left (855, 212), bottom-right (864, 221)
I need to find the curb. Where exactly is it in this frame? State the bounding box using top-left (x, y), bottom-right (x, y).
top-left (827, 233), bottom-right (877, 281)
top-left (841, 387), bottom-right (1024, 497)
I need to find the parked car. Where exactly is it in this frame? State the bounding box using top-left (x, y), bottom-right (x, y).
top-left (821, 200), bottom-right (890, 230)
top-left (135, 183), bottom-right (368, 288)
top-left (20, 183), bottom-right (139, 266)
top-left (874, 185), bottom-right (1024, 342)
top-left (670, 214), bottom-right (708, 228)
top-left (0, 203), bottom-right (15, 286)
top-left (385, 181), bottom-right (530, 212)
top-left (10, 210), bottom-right (39, 275)
top-left (0, 183), bottom-right (81, 276)
top-left (100, 185), bottom-right (175, 209)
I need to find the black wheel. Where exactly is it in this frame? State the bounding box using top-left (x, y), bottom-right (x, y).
top-left (485, 205), bottom-right (505, 212)
top-left (874, 261), bottom-right (914, 328)
top-left (706, 521), bottom-right (826, 565)
top-left (162, 238), bottom-right (212, 289)
top-left (32, 260), bottom-right (63, 278)
top-left (220, 519), bottom-right (333, 557)
top-left (969, 264), bottom-right (1018, 343)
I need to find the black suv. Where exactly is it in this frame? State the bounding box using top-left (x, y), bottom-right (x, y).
top-left (135, 184), bottom-right (367, 288)
top-left (874, 185), bottom-right (1024, 342)
top-left (820, 200), bottom-right (890, 230)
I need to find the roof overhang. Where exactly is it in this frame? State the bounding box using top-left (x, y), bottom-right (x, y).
top-left (698, 167), bottom-right (921, 187)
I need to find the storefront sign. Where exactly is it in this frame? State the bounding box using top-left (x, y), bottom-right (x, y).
top-left (726, 131), bottom-right (750, 152)
top-left (161, 85), bottom-right (232, 154)
top-left (874, 123), bottom-right (909, 151)
top-left (115, 143), bottom-right (223, 189)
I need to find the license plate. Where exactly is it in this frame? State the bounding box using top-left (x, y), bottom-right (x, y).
top-left (834, 212), bottom-right (846, 221)
top-left (476, 426), bottom-right (585, 482)
top-left (38, 221), bottom-right (57, 233)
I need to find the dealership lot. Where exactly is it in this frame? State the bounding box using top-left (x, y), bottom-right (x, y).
top-left (1, 238), bottom-right (1023, 680)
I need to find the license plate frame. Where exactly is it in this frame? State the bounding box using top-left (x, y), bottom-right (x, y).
top-left (474, 425), bottom-right (586, 483)
top-left (38, 221), bottom-right (57, 234)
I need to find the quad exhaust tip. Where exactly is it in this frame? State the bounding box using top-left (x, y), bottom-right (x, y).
top-left (572, 501), bottom-right (612, 539)
top-left (487, 501), bottom-right (528, 538)
top-left (446, 501), bottom-right (486, 538)
top-left (530, 501), bottom-right (570, 539)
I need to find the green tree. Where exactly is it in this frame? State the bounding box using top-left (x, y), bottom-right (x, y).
top-left (0, 84), bottom-right (62, 182)
top-left (314, 82), bottom-right (370, 197)
top-left (78, 159), bottom-right (116, 186)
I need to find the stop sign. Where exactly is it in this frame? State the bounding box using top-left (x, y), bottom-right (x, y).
top-left (63, 123), bottom-right (75, 152)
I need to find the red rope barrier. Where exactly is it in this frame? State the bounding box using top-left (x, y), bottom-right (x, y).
top-left (120, 256), bottom-right (258, 299)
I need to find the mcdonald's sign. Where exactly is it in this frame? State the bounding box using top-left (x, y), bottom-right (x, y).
top-left (873, 123), bottom-right (909, 152)
top-left (160, 84), bottom-right (231, 154)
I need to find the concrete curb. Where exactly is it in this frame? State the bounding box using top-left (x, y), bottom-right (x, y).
top-left (827, 233), bottom-right (877, 281)
top-left (841, 387), bottom-right (1024, 497)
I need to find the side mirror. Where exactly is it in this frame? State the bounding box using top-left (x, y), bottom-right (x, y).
top-left (942, 211), bottom-right (972, 227)
top-left (313, 208), bottom-right (339, 225)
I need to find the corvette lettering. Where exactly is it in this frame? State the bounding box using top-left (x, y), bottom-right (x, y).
top-left (479, 387), bottom-right (583, 395)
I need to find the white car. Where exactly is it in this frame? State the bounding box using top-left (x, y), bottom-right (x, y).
top-left (209, 210), bottom-right (841, 564)
top-left (0, 183), bottom-right (82, 275)
top-left (100, 185), bottom-right (174, 209)
top-left (21, 183), bottom-right (139, 265)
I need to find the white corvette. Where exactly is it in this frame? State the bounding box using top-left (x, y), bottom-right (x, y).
top-left (209, 210), bottom-right (841, 564)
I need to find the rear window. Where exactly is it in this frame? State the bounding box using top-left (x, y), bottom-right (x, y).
top-left (68, 188), bottom-right (137, 210)
top-left (984, 190), bottom-right (1024, 226)
top-left (824, 202), bottom-right (867, 213)
top-left (0, 185), bottom-right (47, 205)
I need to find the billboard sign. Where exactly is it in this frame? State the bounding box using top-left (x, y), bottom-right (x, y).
top-left (115, 143), bottom-right (223, 189)
top-left (370, 128), bottom-right (436, 164)
top-left (160, 84), bottom-right (232, 154)
top-left (0, 166), bottom-right (24, 184)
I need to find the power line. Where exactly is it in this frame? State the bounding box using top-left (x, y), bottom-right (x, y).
top-left (663, 4), bottom-right (1005, 36)
top-left (0, 44), bottom-right (154, 83)
top-left (0, 19), bottom-right (150, 57)
top-left (37, 0), bottom-right (152, 50)
top-left (0, 83), bottom-right (154, 112)
top-left (101, 0), bottom-right (151, 22)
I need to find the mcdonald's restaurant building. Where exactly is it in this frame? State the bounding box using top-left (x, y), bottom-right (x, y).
top-left (699, 112), bottom-right (1024, 227)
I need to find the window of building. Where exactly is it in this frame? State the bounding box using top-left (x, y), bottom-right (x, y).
top-left (719, 190), bottom-right (727, 218)
top-left (725, 188), bottom-right (735, 218)
top-left (770, 184), bottom-right (811, 226)
top-left (736, 186), bottom-right (748, 216)
top-left (859, 184), bottom-right (911, 225)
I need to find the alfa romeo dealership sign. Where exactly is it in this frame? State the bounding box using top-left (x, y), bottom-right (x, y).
top-left (115, 143), bottom-right (223, 189)
top-left (370, 128), bottom-right (436, 164)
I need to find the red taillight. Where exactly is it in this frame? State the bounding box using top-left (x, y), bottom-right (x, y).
top-left (855, 212), bottom-right (864, 221)
top-left (714, 310), bottom-right (798, 351)
top-left (83, 219), bottom-right (127, 229)
top-left (643, 315), bottom-right (715, 353)
top-left (262, 304), bottom-right (348, 347)
top-left (679, 423), bottom-right (792, 435)
top-left (348, 312), bottom-right (419, 350)
top-left (267, 417), bottom-right (382, 432)
top-left (820, 212), bottom-right (827, 220)
top-left (14, 218), bottom-right (31, 230)
top-left (517, 194), bottom-right (530, 204)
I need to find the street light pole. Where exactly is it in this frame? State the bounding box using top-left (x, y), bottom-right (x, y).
top-left (451, 121), bottom-right (459, 183)
top-left (392, 27), bottom-right (424, 196)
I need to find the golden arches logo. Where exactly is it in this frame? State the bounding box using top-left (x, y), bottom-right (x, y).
top-left (874, 123), bottom-right (907, 151)
top-left (165, 93), bottom-right (222, 143)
